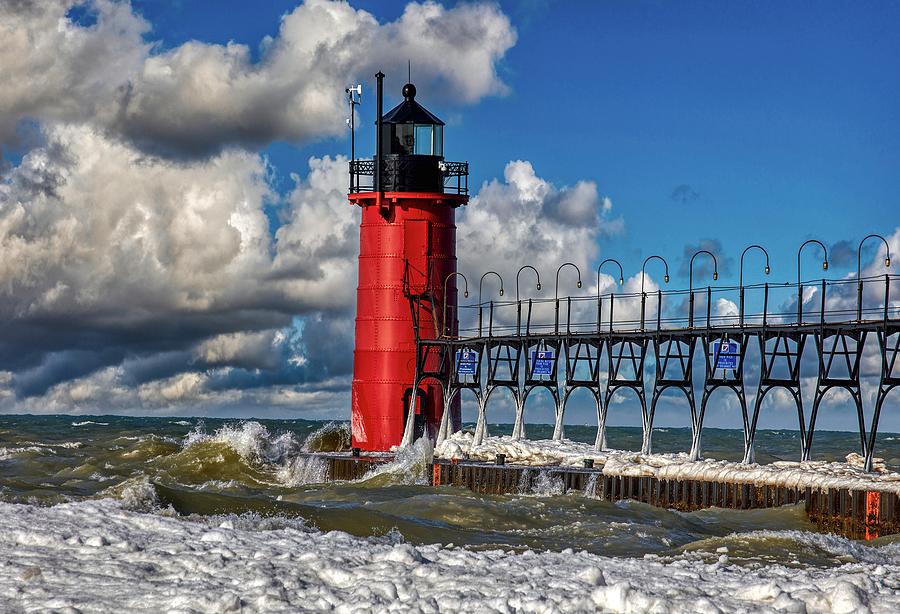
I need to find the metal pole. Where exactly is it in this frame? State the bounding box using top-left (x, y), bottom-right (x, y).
top-left (526, 299), bottom-right (533, 336)
top-left (609, 294), bottom-right (615, 334)
top-left (857, 278), bottom-right (863, 322)
top-left (374, 71), bottom-right (384, 206)
top-left (689, 291), bottom-right (694, 328)
top-left (640, 293), bottom-right (646, 331)
top-left (886, 274), bottom-right (891, 321)
top-left (657, 289), bottom-right (662, 330)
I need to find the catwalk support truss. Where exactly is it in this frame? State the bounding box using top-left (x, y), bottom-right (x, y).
top-left (402, 274), bottom-right (900, 472)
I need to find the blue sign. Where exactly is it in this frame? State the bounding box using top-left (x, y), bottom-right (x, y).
top-left (531, 350), bottom-right (555, 376)
top-left (713, 340), bottom-right (740, 370)
top-left (455, 349), bottom-right (478, 375)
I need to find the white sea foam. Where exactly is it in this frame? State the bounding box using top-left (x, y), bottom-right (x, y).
top-left (361, 436), bottom-right (435, 485)
top-left (181, 421), bottom-right (339, 486)
top-left (277, 455), bottom-right (329, 486)
top-left (436, 432), bottom-right (900, 494)
top-left (183, 421), bottom-right (300, 465)
top-left (72, 420), bottom-right (109, 426)
top-left (1, 498), bottom-right (899, 613)
top-left (0, 446), bottom-right (47, 460)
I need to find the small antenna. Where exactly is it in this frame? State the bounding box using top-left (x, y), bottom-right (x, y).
top-left (408, 60), bottom-right (411, 83)
top-left (345, 84), bottom-right (362, 163)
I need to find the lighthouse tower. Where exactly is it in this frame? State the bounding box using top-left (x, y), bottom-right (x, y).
top-left (348, 74), bottom-right (469, 451)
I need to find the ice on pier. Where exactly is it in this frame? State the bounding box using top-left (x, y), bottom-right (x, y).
top-left (435, 432), bottom-right (900, 495)
top-left (3, 498), bottom-right (900, 613)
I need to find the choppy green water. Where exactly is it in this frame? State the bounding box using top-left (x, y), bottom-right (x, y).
top-left (2, 415), bottom-right (900, 569)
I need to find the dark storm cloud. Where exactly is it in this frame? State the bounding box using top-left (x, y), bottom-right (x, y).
top-left (14, 349), bottom-right (122, 397)
top-left (829, 240), bottom-right (856, 268)
top-left (670, 184), bottom-right (699, 205)
top-left (678, 239), bottom-right (734, 279)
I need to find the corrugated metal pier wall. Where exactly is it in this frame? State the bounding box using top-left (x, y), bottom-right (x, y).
top-left (315, 454), bottom-right (900, 540)
top-left (431, 460), bottom-right (900, 540)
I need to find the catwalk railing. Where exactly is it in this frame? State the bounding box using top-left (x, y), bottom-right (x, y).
top-left (403, 274), bottom-right (900, 472)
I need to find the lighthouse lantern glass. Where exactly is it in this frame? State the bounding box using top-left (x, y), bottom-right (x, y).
top-left (414, 125), bottom-right (433, 155)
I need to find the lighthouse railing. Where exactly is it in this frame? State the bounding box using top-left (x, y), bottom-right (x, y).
top-left (349, 158), bottom-right (469, 195)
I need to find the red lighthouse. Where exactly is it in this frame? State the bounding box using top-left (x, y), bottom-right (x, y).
top-left (348, 74), bottom-right (468, 451)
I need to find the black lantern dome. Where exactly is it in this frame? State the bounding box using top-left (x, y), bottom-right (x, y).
top-left (379, 83), bottom-right (444, 157)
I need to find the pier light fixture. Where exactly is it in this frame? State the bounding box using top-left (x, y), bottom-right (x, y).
top-left (597, 259), bottom-right (625, 300)
top-left (857, 234), bottom-right (892, 281)
top-left (641, 255), bottom-right (670, 295)
top-left (689, 250), bottom-right (718, 328)
top-left (479, 271), bottom-right (505, 305)
top-left (555, 263), bottom-right (583, 302)
top-left (442, 272), bottom-right (469, 338)
top-left (739, 245), bottom-right (771, 324)
top-left (478, 271), bottom-right (504, 335)
top-left (796, 239), bottom-right (828, 323)
top-left (516, 265), bottom-right (542, 302)
top-left (689, 250), bottom-right (718, 295)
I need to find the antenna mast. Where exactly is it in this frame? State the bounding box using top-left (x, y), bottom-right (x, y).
top-left (345, 84), bottom-right (362, 162)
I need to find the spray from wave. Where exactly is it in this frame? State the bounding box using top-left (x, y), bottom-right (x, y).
top-left (356, 437), bottom-right (435, 486)
top-left (301, 421), bottom-right (351, 453)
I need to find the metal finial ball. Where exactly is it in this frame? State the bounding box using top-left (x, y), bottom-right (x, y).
top-left (402, 83), bottom-right (416, 99)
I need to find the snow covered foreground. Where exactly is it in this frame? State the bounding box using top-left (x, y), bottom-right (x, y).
top-left (2, 500), bottom-right (900, 613)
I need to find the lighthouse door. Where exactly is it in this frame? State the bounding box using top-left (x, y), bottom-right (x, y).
top-left (404, 219), bottom-right (431, 295)
top-left (402, 387), bottom-right (428, 440)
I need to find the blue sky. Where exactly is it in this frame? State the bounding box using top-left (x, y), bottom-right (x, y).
top-left (133, 0), bottom-right (899, 285)
top-left (1, 0), bottom-right (898, 433)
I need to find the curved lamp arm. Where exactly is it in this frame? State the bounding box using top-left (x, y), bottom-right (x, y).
top-left (797, 239), bottom-right (828, 285)
top-left (689, 250), bottom-right (718, 293)
top-left (478, 271), bottom-right (505, 305)
top-left (516, 265), bottom-right (542, 302)
top-left (641, 255), bottom-right (670, 295)
top-left (597, 258), bottom-right (624, 297)
top-left (442, 272), bottom-right (469, 338)
top-left (555, 262), bottom-right (583, 301)
top-left (857, 234), bottom-right (892, 280)
top-left (739, 244), bottom-right (770, 289)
